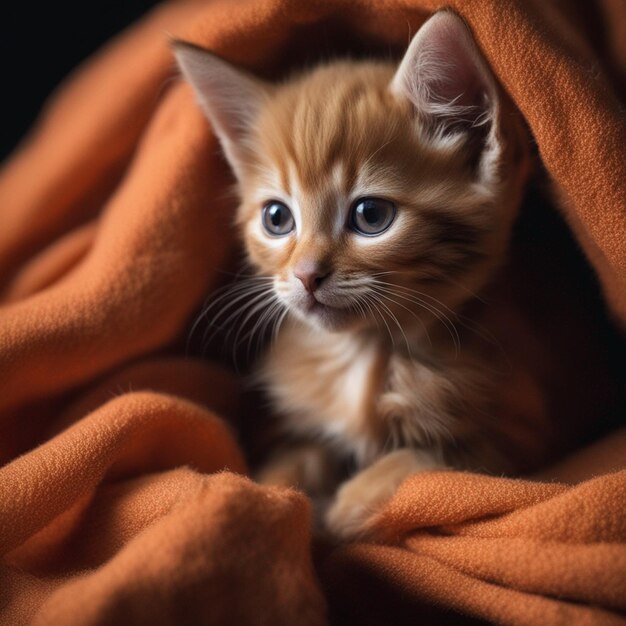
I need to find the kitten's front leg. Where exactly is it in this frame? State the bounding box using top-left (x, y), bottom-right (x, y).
top-left (325, 448), bottom-right (445, 540)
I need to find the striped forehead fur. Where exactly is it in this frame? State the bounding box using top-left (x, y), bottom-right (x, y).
top-left (245, 61), bottom-right (480, 199)
top-left (235, 59), bottom-right (515, 297)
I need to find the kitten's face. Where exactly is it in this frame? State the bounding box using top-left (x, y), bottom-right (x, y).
top-left (176, 11), bottom-right (529, 338)
top-left (237, 63), bottom-right (501, 333)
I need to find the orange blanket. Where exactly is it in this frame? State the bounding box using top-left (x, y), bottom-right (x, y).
top-left (1, 1), bottom-right (625, 624)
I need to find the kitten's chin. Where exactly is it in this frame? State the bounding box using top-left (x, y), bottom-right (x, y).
top-left (290, 299), bottom-right (360, 333)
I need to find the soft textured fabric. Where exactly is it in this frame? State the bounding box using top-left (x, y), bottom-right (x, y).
top-left (1, 0), bottom-right (624, 624)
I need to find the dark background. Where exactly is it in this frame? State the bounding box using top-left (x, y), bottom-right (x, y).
top-left (0, 1), bottom-right (158, 161)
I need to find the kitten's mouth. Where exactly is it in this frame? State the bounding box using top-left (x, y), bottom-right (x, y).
top-left (305, 295), bottom-right (331, 315)
top-left (304, 294), bottom-right (332, 315)
top-left (300, 294), bottom-right (353, 329)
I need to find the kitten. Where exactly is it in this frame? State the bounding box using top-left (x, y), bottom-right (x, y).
top-left (175, 10), bottom-right (531, 538)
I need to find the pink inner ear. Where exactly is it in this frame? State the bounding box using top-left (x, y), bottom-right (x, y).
top-left (174, 41), bottom-right (270, 183)
top-left (425, 20), bottom-right (489, 112)
top-left (393, 11), bottom-right (496, 127)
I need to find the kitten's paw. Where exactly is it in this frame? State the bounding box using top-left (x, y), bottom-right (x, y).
top-left (255, 443), bottom-right (338, 497)
top-left (325, 448), bottom-right (444, 540)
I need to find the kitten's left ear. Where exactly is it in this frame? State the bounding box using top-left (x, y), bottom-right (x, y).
top-left (391, 11), bottom-right (500, 165)
top-left (173, 41), bottom-right (267, 179)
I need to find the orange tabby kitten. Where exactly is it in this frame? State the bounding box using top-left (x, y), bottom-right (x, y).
top-left (175, 10), bottom-right (531, 538)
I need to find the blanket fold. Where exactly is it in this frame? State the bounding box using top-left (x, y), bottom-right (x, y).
top-left (1, 0), bottom-right (624, 624)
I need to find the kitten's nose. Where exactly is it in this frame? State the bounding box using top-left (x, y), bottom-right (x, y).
top-left (294, 262), bottom-right (330, 293)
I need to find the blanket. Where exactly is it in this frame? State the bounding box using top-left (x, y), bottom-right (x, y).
top-left (1, 0), bottom-right (625, 624)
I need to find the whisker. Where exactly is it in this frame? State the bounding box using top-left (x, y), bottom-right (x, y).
top-left (187, 278), bottom-right (272, 354)
top-left (263, 301), bottom-right (287, 354)
top-left (373, 271), bottom-right (501, 348)
top-left (374, 279), bottom-right (460, 319)
top-left (363, 293), bottom-right (395, 348)
top-left (372, 282), bottom-right (461, 355)
top-left (186, 293), bottom-right (215, 356)
top-left (371, 287), bottom-right (433, 349)
top-left (360, 135), bottom-right (396, 173)
top-left (198, 280), bottom-right (272, 322)
top-left (220, 289), bottom-right (274, 346)
top-left (370, 292), bottom-right (413, 357)
top-left (377, 278), bottom-right (507, 357)
top-left (272, 307), bottom-right (289, 345)
top-left (420, 269), bottom-right (488, 305)
top-left (202, 282), bottom-right (273, 350)
top-left (351, 293), bottom-right (368, 321)
top-left (230, 293), bottom-right (277, 353)
top-left (356, 293), bottom-right (380, 333)
top-left (244, 298), bottom-right (283, 364)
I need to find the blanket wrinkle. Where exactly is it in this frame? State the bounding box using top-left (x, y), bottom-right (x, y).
top-left (0, 0), bottom-right (625, 624)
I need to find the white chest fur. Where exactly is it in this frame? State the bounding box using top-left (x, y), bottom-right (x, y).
top-left (259, 322), bottom-right (387, 462)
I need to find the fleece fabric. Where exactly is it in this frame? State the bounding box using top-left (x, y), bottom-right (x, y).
top-left (1, 1), bottom-right (624, 624)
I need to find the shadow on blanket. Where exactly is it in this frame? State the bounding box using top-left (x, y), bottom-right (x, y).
top-left (0, 0), bottom-right (624, 624)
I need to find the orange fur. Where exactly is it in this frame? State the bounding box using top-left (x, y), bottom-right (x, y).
top-left (176, 10), bottom-right (531, 538)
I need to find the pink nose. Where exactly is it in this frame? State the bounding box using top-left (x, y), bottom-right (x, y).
top-left (294, 262), bottom-right (331, 293)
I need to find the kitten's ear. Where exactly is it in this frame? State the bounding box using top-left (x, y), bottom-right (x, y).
top-left (391, 11), bottom-right (499, 149)
top-left (173, 41), bottom-right (267, 179)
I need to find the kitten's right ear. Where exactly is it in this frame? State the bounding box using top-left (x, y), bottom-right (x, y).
top-left (173, 41), bottom-right (267, 179)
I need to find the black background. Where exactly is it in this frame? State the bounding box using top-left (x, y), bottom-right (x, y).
top-left (0, 1), bottom-right (159, 161)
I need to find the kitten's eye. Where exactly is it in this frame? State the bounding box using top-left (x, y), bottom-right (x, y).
top-left (262, 201), bottom-right (295, 236)
top-left (350, 197), bottom-right (396, 236)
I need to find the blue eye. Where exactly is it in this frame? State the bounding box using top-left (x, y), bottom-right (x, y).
top-left (350, 197), bottom-right (396, 236)
top-left (262, 201), bottom-right (295, 236)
